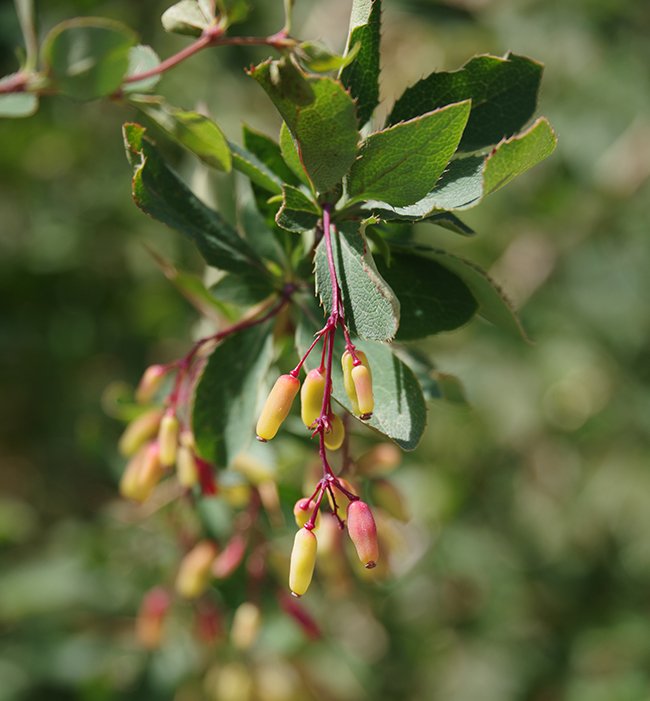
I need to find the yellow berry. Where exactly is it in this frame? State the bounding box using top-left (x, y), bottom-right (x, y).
top-left (175, 540), bottom-right (218, 599)
top-left (158, 411), bottom-right (179, 467)
top-left (300, 368), bottom-right (325, 428)
top-left (289, 527), bottom-right (317, 597)
top-left (293, 497), bottom-right (319, 528)
top-left (256, 374), bottom-right (300, 441)
top-left (176, 444), bottom-right (199, 488)
top-left (118, 408), bottom-right (163, 457)
top-left (323, 413), bottom-right (345, 450)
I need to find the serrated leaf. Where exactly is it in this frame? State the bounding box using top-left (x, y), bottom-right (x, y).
top-left (296, 313), bottom-right (426, 450)
top-left (347, 101), bottom-right (471, 207)
top-left (387, 52), bottom-right (543, 152)
top-left (393, 243), bottom-right (527, 339)
top-left (275, 185), bottom-right (320, 233)
top-left (279, 122), bottom-right (310, 187)
top-left (132, 96), bottom-right (231, 171)
top-left (229, 142), bottom-right (284, 195)
top-left (363, 202), bottom-right (475, 236)
top-left (242, 125), bottom-right (300, 186)
top-left (249, 59), bottom-right (359, 193)
top-left (123, 122), bottom-right (265, 275)
top-left (161, 0), bottom-right (213, 36)
top-left (123, 45), bottom-right (161, 93)
top-left (314, 222), bottom-right (400, 341)
top-left (0, 82), bottom-right (38, 117)
top-left (193, 322), bottom-right (274, 466)
top-left (368, 118), bottom-right (557, 217)
top-left (340, 0), bottom-right (381, 126)
top-left (375, 251), bottom-right (478, 340)
top-left (43, 18), bottom-right (136, 100)
top-left (210, 272), bottom-right (276, 307)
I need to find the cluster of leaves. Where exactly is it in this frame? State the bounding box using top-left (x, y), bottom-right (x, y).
top-left (121, 0), bottom-right (556, 462)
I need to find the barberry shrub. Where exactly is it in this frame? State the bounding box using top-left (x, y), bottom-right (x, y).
top-left (1, 0), bottom-right (556, 641)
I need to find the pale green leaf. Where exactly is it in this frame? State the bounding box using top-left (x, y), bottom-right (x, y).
top-left (161, 0), bottom-right (213, 36)
top-left (123, 45), bottom-right (161, 93)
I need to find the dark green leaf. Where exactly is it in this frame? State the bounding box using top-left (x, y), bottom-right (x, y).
top-left (230, 142), bottom-right (284, 195)
top-left (369, 118), bottom-right (557, 216)
top-left (340, 0), bottom-right (381, 126)
top-left (43, 18), bottom-right (136, 100)
top-left (347, 101), bottom-right (471, 207)
top-left (249, 59), bottom-right (359, 193)
top-left (193, 322), bottom-right (274, 466)
top-left (396, 348), bottom-right (468, 404)
top-left (237, 181), bottom-right (286, 266)
top-left (123, 122), bottom-right (265, 275)
top-left (296, 313), bottom-right (426, 450)
top-left (161, 0), bottom-right (213, 36)
top-left (123, 45), bottom-right (161, 93)
top-left (393, 243), bottom-right (527, 339)
top-left (427, 212), bottom-right (476, 236)
top-left (275, 185), bottom-right (320, 233)
top-left (387, 52), bottom-right (543, 152)
top-left (376, 251), bottom-right (478, 340)
top-left (132, 96), bottom-right (231, 171)
top-left (314, 222), bottom-right (400, 341)
top-left (210, 272), bottom-right (276, 307)
top-left (242, 125), bottom-right (300, 186)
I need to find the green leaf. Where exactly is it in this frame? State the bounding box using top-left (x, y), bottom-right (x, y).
top-left (123, 122), bottom-right (265, 275)
top-left (210, 272), bottom-right (276, 307)
top-left (229, 142), bottom-right (284, 195)
top-left (296, 41), bottom-right (360, 74)
top-left (249, 59), bottom-right (359, 193)
top-left (193, 322), bottom-right (274, 466)
top-left (393, 244), bottom-right (527, 339)
top-left (340, 0), bottom-right (381, 126)
top-left (242, 125), bottom-right (300, 186)
top-left (296, 313), bottom-right (426, 450)
top-left (132, 96), bottom-right (231, 171)
top-left (347, 101), bottom-right (471, 207)
top-left (279, 122), bottom-right (310, 187)
top-left (395, 348), bottom-right (468, 405)
top-left (375, 251), bottom-right (478, 340)
top-left (275, 185), bottom-right (320, 233)
top-left (0, 82), bottom-right (38, 118)
top-left (387, 52), bottom-right (543, 152)
top-left (314, 222), bottom-right (400, 341)
top-left (237, 181), bottom-right (286, 266)
top-left (368, 118), bottom-right (557, 216)
top-left (43, 18), bottom-right (136, 100)
top-left (161, 0), bottom-right (213, 36)
top-left (427, 212), bottom-right (476, 236)
top-left (123, 45), bottom-right (161, 93)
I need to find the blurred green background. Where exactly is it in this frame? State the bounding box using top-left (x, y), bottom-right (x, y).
top-left (1, 0), bottom-right (650, 699)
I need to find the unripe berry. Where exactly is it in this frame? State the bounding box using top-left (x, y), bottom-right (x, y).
top-left (175, 540), bottom-right (218, 599)
top-left (158, 410), bottom-right (179, 467)
top-left (231, 601), bottom-right (261, 650)
top-left (342, 350), bottom-right (373, 418)
top-left (300, 368), bottom-right (325, 428)
top-left (356, 443), bottom-right (401, 477)
top-left (324, 413), bottom-right (345, 451)
top-left (371, 478), bottom-right (409, 522)
top-left (351, 365), bottom-right (374, 418)
top-left (135, 587), bottom-right (170, 650)
top-left (293, 497), bottom-right (319, 528)
top-left (289, 527), bottom-right (317, 597)
top-left (176, 444), bottom-right (199, 488)
top-left (120, 441), bottom-right (163, 502)
top-left (256, 374), bottom-right (300, 441)
top-left (135, 364), bottom-right (168, 404)
top-left (118, 408), bottom-right (163, 457)
top-left (346, 500), bottom-right (379, 569)
top-left (212, 533), bottom-right (247, 579)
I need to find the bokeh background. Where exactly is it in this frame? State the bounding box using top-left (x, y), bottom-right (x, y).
top-left (2, 0), bottom-right (650, 699)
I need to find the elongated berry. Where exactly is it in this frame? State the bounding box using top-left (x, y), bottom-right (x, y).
top-left (323, 413), bottom-right (345, 451)
top-left (346, 500), bottom-right (379, 569)
top-left (120, 442), bottom-right (163, 502)
top-left (342, 350), bottom-right (373, 418)
top-left (300, 368), bottom-right (325, 428)
top-left (356, 443), bottom-right (401, 477)
top-left (135, 364), bottom-right (168, 404)
top-left (231, 601), bottom-right (261, 650)
top-left (212, 533), bottom-right (247, 579)
top-left (351, 365), bottom-right (374, 418)
top-left (175, 540), bottom-right (218, 599)
top-left (158, 410), bottom-right (179, 467)
top-left (176, 444), bottom-right (199, 488)
top-left (293, 497), bottom-right (319, 528)
top-left (135, 587), bottom-right (170, 650)
top-left (118, 408), bottom-right (163, 457)
top-left (289, 527), bottom-right (317, 597)
top-left (256, 374), bottom-right (300, 441)
top-left (371, 479), bottom-right (409, 522)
